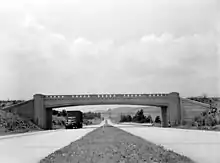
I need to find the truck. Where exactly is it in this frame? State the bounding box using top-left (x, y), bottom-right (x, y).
top-left (65, 111), bottom-right (83, 129)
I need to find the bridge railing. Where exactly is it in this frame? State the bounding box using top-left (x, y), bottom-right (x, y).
top-left (43, 93), bottom-right (169, 100)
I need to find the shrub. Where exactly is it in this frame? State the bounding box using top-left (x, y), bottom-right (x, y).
top-left (205, 115), bottom-right (217, 126)
top-left (155, 116), bottom-right (161, 123)
top-left (120, 115), bottom-right (132, 122)
top-left (146, 115), bottom-right (153, 123)
top-left (194, 115), bottom-right (204, 126)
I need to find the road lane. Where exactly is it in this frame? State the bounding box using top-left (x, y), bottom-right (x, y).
top-left (108, 120), bottom-right (220, 163)
top-left (0, 124), bottom-right (102, 163)
top-left (3, 119), bottom-right (219, 163)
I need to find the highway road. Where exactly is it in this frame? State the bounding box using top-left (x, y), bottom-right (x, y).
top-left (0, 124), bottom-right (103, 163)
top-left (109, 120), bottom-right (220, 163)
top-left (1, 120), bottom-right (220, 163)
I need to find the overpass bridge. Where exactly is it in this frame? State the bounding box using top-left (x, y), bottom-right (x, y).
top-left (3, 92), bottom-right (210, 129)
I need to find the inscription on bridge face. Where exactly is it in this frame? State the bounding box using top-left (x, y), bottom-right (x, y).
top-left (44, 93), bottom-right (168, 100)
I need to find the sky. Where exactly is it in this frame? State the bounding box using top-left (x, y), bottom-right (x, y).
top-left (0, 0), bottom-right (220, 101)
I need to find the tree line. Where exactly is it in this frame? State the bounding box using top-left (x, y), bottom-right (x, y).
top-left (52, 109), bottom-right (101, 119)
top-left (120, 109), bottom-right (161, 124)
top-left (0, 100), bottom-right (25, 107)
top-left (187, 95), bottom-right (218, 109)
top-left (83, 111), bottom-right (101, 119)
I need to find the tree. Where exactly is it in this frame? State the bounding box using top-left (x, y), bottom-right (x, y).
top-left (97, 112), bottom-right (101, 118)
top-left (61, 109), bottom-right (67, 117)
top-left (83, 112), bottom-right (102, 120)
top-left (132, 109), bottom-right (145, 122)
top-left (120, 114), bottom-right (132, 122)
top-left (57, 111), bottom-right (61, 117)
top-left (120, 115), bottom-right (126, 122)
top-left (146, 115), bottom-right (153, 123)
top-left (127, 115), bottom-right (132, 122)
top-left (52, 110), bottom-right (59, 115)
top-left (155, 116), bottom-right (161, 123)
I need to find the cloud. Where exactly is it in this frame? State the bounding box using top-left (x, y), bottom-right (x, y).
top-left (1, 30), bottom-right (219, 98)
top-left (141, 33), bottom-right (174, 43)
top-left (0, 0), bottom-right (219, 99)
top-left (23, 14), bottom-right (45, 30)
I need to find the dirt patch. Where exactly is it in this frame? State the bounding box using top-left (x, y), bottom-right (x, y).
top-left (40, 125), bottom-right (195, 163)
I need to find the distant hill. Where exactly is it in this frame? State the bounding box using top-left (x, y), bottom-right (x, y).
top-left (97, 106), bottom-right (161, 122)
top-left (89, 109), bottom-right (107, 113)
top-left (111, 106), bottom-right (160, 114)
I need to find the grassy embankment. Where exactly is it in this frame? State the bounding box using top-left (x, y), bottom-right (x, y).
top-left (0, 110), bottom-right (41, 136)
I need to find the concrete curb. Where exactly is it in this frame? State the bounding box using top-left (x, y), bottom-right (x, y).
top-left (0, 129), bottom-right (64, 140)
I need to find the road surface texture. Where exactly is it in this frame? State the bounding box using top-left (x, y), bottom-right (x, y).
top-left (40, 125), bottom-right (194, 163)
top-left (1, 119), bottom-right (220, 163)
top-left (0, 124), bottom-right (102, 163)
top-left (110, 121), bottom-right (220, 163)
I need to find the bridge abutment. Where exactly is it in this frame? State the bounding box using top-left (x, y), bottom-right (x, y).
top-left (46, 108), bottom-right (52, 130)
top-left (167, 92), bottom-right (181, 126)
top-left (34, 94), bottom-right (49, 129)
top-left (161, 106), bottom-right (168, 127)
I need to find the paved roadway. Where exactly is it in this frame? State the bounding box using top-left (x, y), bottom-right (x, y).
top-left (1, 120), bottom-right (220, 163)
top-left (108, 120), bottom-right (220, 163)
top-left (0, 123), bottom-right (103, 163)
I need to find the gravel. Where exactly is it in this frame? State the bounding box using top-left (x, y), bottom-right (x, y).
top-left (40, 125), bottom-right (195, 163)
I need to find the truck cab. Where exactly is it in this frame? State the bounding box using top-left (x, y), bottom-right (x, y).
top-left (65, 117), bottom-right (77, 129)
top-left (65, 111), bottom-right (83, 129)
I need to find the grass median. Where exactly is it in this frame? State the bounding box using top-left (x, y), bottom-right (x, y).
top-left (40, 125), bottom-right (195, 163)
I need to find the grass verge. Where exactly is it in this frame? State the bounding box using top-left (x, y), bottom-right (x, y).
top-left (40, 125), bottom-right (195, 163)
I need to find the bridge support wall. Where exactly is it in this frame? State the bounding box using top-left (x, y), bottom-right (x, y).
top-left (166, 92), bottom-right (181, 126)
top-left (161, 106), bottom-right (168, 127)
top-left (3, 100), bottom-right (34, 120)
top-left (46, 108), bottom-right (52, 130)
top-left (34, 94), bottom-right (50, 129)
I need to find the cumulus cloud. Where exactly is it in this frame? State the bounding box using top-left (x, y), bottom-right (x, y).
top-left (23, 14), bottom-right (45, 30)
top-left (0, 0), bottom-right (219, 100)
